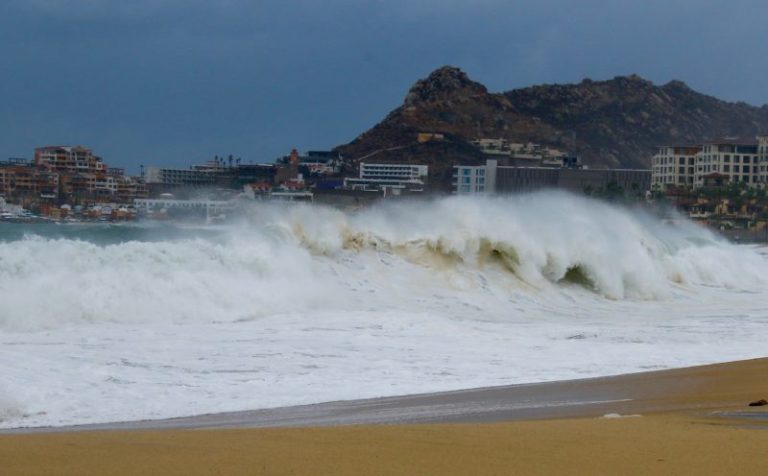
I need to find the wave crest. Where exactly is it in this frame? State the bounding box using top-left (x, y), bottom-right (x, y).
top-left (0, 193), bottom-right (764, 330)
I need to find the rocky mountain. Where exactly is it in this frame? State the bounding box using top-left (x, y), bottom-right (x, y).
top-left (335, 66), bottom-right (768, 189)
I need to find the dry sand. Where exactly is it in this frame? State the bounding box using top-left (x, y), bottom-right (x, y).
top-left (2, 358), bottom-right (768, 475)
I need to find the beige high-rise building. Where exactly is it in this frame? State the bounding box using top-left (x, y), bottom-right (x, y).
top-left (652, 138), bottom-right (764, 189)
top-left (758, 135), bottom-right (768, 184)
top-left (695, 139), bottom-right (759, 188)
top-left (651, 146), bottom-right (699, 189)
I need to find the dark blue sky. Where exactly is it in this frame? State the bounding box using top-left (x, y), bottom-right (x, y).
top-left (2, 0), bottom-right (766, 173)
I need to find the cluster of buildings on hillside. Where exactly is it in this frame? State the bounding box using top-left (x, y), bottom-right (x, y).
top-left (5, 134), bottom-right (768, 231)
top-left (454, 159), bottom-right (650, 196)
top-left (0, 137), bottom-right (652, 221)
top-left (0, 146), bottom-right (147, 216)
top-left (455, 138), bottom-right (649, 197)
top-left (651, 136), bottom-right (768, 190)
top-left (454, 135), bottom-right (768, 199)
top-left (470, 139), bottom-right (572, 166)
top-left (0, 143), bottom-right (438, 220)
top-left (649, 136), bottom-right (768, 242)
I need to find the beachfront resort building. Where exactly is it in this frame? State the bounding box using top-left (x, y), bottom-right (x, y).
top-left (471, 138), bottom-right (570, 167)
top-left (144, 160), bottom-right (225, 187)
top-left (651, 146), bottom-right (700, 189)
top-left (145, 153), bottom-right (309, 193)
top-left (696, 139), bottom-right (760, 188)
top-left (454, 160), bottom-right (495, 194)
top-left (343, 163), bottom-right (428, 194)
top-left (759, 136), bottom-right (768, 183)
top-left (1, 147), bottom-right (147, 207)
top-left (0, 158), bottom-right (59, 203)
top-left (453, 159), bottom-right (650, 196)
top-left (34, 146), bottom-right (107, 174)
top-left (651, 138), bottom-right (763, 190)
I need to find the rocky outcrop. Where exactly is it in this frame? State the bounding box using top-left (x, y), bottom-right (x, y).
top-left (335, 66), bottom-right (768, 188)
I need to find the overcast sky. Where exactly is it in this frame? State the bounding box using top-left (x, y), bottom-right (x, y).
top-left (1, 0), bottom-right (766, 172)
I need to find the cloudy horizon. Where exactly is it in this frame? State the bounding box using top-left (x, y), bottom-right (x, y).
top-left (2, 0), bottom-right (767, 172)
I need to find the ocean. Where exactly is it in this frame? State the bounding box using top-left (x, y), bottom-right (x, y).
top-left (1, 192), bottom-right (766, 428)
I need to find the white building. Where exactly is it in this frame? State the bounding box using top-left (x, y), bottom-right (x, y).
top-left (651, 146), bottom-right (699, 189)
top-left (453, 159), bottom-right (650, 195)
top-left (651, 138), bottom-right (764, 189)
top-left (343, 163), bottom-right (428, 194)
top-left (358, 163), bottom-right (428, 182)
top-left (134, 198), bottom-right (235, 223)
top-left (300, 151), bottom-right (341, 176)
top-left (759, 136), bottom-right (768, 183)
top-left (144, 166), bottom-right (220, 186)
top-left (453, 160), bottom-right (496, 194)
top-left (695, 139), bottom-right (760, 188)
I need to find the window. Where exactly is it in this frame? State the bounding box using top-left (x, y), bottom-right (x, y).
top-left (724, 165), bottom-right (730, 172)
top-left (734, 165), bottom-right (740, 173)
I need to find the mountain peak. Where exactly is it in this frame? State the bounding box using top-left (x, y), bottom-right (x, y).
top-left (663, 79), bottom-right (692, 92)
top-left (404, 66), bottom-right (487, 107)
top-left (336, 66), bottom-right (768, 186)
top-left (609, 74), bottom-right (654, 88)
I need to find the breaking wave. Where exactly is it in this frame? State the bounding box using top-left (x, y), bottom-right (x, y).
top-left (0, 193), bottom-right (764, 331)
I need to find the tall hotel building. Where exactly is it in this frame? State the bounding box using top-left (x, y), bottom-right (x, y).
top-left (652, 138), bottom-right (763, 189)
top-left (651, 146), bottom-right (699, 188)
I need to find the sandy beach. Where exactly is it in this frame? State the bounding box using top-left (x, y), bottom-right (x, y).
top-left (2, 358), bottom-right (768, 475)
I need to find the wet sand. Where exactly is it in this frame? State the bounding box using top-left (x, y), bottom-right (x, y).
top-left (2, 358), bottom-right (768, 475)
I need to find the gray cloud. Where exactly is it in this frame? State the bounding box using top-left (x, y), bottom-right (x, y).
top-left (1, 0), bottom-right (766, 171)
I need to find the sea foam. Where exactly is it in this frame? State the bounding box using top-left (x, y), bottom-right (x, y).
top-left (0, 193), bottom-right (763, 331)
top-left (0, 193), bottom-right (766, 428)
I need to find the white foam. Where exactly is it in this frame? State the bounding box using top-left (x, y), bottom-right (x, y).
top-left (0, 193), bottom-right (766, 428)
top-left (601, 413), bottom-right (642, 419)
top-left (0, 387), bottom-right (24, 423)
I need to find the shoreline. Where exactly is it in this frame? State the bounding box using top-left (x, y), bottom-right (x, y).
top-left (4, 357), bottom-right (768, 433)
top-left (2, 359), bottom-right (768, 475)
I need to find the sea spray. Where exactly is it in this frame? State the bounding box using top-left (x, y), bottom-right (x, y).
top-left (0, 193), bottom-right (764, 331)
top-left (1, 193), bottom-right (767, 428)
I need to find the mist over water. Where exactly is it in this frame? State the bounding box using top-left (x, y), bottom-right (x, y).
top-left (1, 193), bottom-right (766, 427)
